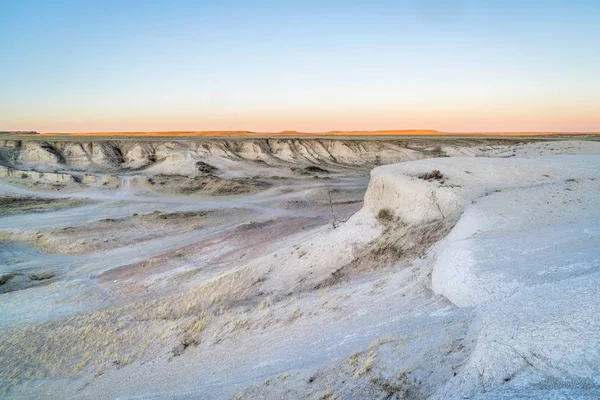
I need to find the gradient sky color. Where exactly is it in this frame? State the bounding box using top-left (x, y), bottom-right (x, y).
top-left (1, 0), bottom-right (600, 132)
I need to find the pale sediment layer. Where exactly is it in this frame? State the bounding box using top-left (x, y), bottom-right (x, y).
top-left (0, 138), bottom-right (599, 399)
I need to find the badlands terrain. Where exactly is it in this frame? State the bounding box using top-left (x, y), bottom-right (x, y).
top-left (0, 133), bottom-right (599, 399)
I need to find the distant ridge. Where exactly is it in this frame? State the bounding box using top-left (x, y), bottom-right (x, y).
top-left (4, 130), bottom-right (599, 137)
top-left (27, 130), bottom-right (599, 137)
top-left (36, 130), bottom-right (443, 137)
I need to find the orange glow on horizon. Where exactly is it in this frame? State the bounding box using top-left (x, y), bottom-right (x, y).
top-left (7, 106), bottom-right (599, 134)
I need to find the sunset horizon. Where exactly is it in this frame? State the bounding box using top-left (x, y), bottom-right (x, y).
top-left (15, 129), bottom-right (600, 137)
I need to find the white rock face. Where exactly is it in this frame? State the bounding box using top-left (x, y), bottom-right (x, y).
top-left (429, 156), bottom-right (600, 307)
top-left (0, 138), bottom-right (454, 172)
top-left (440, 274), bottom-right (600, 399)
top-left (360, 156), bottom-right (600, 399)
top-left (0, 165), bottom-right (76, 184)
top-left (363, 164), bottom-right (462, 224)
top-left (262, 155), bottom-right (600, 304)
top-left (16, 141), bottom-right (62, 164)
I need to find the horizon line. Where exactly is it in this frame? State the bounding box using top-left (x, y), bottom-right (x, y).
top-left (15, 130), bottom-right (600, 137)
top-left (4, 129), bottom-right (600, 136)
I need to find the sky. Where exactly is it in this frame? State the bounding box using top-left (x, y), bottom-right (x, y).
top-left (1, 0), bottom-right (599, 133)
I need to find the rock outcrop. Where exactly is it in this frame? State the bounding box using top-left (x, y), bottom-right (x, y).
top-left (362, 156), bottom-right (600, 399)
top-left (0, 137), bottom-right (472, 171)
top-left (0, 166), bottom-right (76, 185)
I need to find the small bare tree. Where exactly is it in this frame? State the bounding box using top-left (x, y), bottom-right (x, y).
top-left (323, 185), bottom-right (337, 229)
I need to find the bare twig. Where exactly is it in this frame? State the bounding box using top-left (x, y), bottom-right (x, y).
top-left (323, 185), bottom-right (337, 229)
top-left (429, 189), bottom-right (445, 219)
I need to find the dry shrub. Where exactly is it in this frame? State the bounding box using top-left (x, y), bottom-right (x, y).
top-left (419, 170), bottom-right (443, 181)
top-left (173, 314), bottom-right (211, 356)
top-left (376, 208), bottom-right (394, 223)
top-left (28, 272), bottom-right (55, 281)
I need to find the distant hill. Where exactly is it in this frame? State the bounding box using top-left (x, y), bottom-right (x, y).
top-left (5, 130), bottom-right (599, 138)
top-left (38, 130), bottom-right (444, 137)
top-left (32, 130), bottom-right (599, 137)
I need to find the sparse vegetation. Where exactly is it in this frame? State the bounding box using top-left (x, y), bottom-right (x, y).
top-left (357, 353), bottom-right (376, 377)
top-left (291, 165), bottom-right (330, 175)
top-left (28, 272), bottom-right (55, 281)
top-left (419, 169), bottom-right (443, 181)
top-left (173, 315), bottom-right (210, 356)
top-left (319, 386), bottom-right (339, 399)
top-left (256, 299), bottom-right (274, 311)
top-left (0, 267), bottom-right (257, 385)
top-left (147, 174), bottom-right (271, 195)
top-left (0, 273), bottom-right (17, 285)
top-left (377, 208), bottom-right (394, 222)
top-left (347, 351), bottom-right (362, 369)
top-left (369, 371), bottom-right (420, 399)
top-left (0, 196), bottom-right (92, 216)
top-left (286, 308), bottom-right (302, 324)
top-left (0, 209), bottom-right (227, 256)
top-left (316, 217), bottom-right (457, 289)
top-left (347, 337), bottom-right (396, 378)
top-left (195, 161), bottom-right (218, 175)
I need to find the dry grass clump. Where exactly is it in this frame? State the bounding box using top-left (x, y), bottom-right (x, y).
top-left (357, 353), bottom-right (376, 377)
top-left (286, 308), bottom-right (303, 324)
top-left (372, 216), bottom-right (454, 262)
top-left (369, 370), bottom-right (419, 400)
top-left (343, 337), bottom-right (421, 398)
top-left (316, 215), bottom-right (456, 290)
top-left (323, 217), bottom-right (454, 290)
top-left (256, 299), bottom-right (274, 311)
top-left (0, 267), bottom-right (257, 389)
top-left (172, 314), bottom-right (211, 357)
top-left (318, 386), bottom-right (340, 400)
top-left (346, 337), bottom-right (396, 378)
top-left (376, 208), bottom-right (394, 223)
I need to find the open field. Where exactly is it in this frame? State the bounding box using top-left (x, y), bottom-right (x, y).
top-left (0, 135), bottom-right (599, 399)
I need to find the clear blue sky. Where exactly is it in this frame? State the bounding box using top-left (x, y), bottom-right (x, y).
top-left (1, 0), bottom-right (599, 132)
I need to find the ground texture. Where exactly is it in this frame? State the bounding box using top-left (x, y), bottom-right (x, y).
top-left (0, 136), bottom-right (599, 399)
